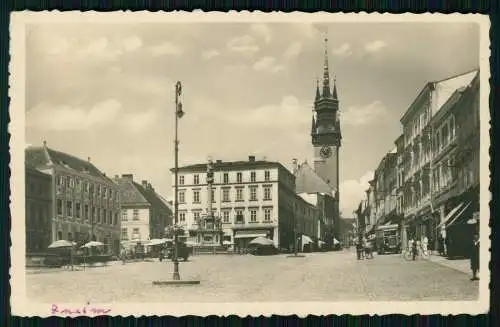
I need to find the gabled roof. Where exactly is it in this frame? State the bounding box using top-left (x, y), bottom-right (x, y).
top-left (25, 145), bottom-right (112, 183)
top-left (294, 162), bottom-right (335, 196)
top-left (116, 178), bottom-right (149, 205)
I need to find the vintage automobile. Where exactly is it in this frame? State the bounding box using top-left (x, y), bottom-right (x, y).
top-left (162, 241), bottom-right (193, 262)
top-left (375, 224), bottom-right (401, 254)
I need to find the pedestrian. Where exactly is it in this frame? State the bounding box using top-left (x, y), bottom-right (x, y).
top-left (356, 236), bottom-right (364, 260)
top-left (422, 234), bottom-right (429, 254)
top-left (470, 232), bottom-right (480, 281)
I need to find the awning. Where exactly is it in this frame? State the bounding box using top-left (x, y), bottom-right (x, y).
top-left (448, 201), bottom-right (477, 227)
top-left (234, 231), bottom-right (267, 239)
top-left (436, 202), bottom-right (465, 229)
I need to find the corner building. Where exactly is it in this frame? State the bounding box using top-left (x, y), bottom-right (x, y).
top-left (172, 156), bottom-right (317, 251)
top-left (25, 142), bottom-right (121, 254)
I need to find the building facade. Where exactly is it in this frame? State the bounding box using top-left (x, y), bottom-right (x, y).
top-left (25, 142), bottom-right (121, 254)
top-left (399, 70), bottom-right (478, 246)
top-left (171, 156), bottom-right (319, 251)
top-left (116, 174), bottom-right (172, 246)
top-left (25, 165), bottom-right (53, 253)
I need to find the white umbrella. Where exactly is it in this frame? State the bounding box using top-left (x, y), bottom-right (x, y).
top-left (249, 237), bottom-right (274, 246)
top-left (147, 239), bottom-right (167, 246)
top-left (48, 240), bottom-right (76, 248)
top-left (81, 241), bottom-right (104, 248)
top-left (301, 235), bottom-right (313, 244)
top-left (333, 238), bottom-right (340, 245)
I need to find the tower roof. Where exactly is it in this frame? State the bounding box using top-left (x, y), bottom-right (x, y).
top-left (322, 35), bottom-right (331, 98)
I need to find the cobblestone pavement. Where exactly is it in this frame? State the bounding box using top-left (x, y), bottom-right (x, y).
top-left (26, 250), bottom-right (478, 303)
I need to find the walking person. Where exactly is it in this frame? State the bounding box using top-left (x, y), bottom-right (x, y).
top-left (470, 232), bottom-right (480, 281)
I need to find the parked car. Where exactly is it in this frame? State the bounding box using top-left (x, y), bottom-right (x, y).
top-left (163, 242), bottom-right (193, 261)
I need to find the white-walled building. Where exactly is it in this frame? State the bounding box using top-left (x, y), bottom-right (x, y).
top-left (171, 156), bottom-right (317, 251)
top-left (116, 174), bottom-right (172, 248)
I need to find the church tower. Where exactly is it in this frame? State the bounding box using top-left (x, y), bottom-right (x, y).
top-left (311, 34), bottom-right (342, 197)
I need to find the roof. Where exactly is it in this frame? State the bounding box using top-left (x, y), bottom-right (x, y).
top-left (400, 69), bottom-right (478, 124)
top-left (171, 160), bottom-right (287, 173)
top-left (25, 145), bottom-right (113, 183)
top-left (294, 162), bottom-right (335, 196)
top-left (116, 177), bottom-right (172, 214)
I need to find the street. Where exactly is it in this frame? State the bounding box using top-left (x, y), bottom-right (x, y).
top-left (26, 250), bottom-right (478, 303)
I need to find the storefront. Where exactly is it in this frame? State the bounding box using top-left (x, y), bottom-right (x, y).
top-left (233, 229), bottom-right (274, 253)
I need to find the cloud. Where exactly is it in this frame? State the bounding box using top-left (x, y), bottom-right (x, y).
top-left (364, 40), bottom-right (387, 53)
top-left (122, 36), bottom-right (143, 52)
top-left (121, 110), bottom-right (158, 132)
top-left (341, 100), bottom-right (388, 126)
top-left (201, 49), bottom-right (221, 60)
top-left (149, 41), bottom-right (184, 57)
top-left (223, 63), bottom-right (249, 74)
top-left (283, 41), bottom-right (302, 59)
top-left (226, 35), bottom-right (260, 55)
top-left (340, 171), bottom-right (374, 215)
top-left (332, 43), bottom-right (353, 57)
top-left (200, 95), bottom-right (306, 129)
top-left (253, 56), bottom-right (285, 73)
top-left (250, 23), bottom-right (272, 43)
top-left (27, 99), bottom-right (122, 131)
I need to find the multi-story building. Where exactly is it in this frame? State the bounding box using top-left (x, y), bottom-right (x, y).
top-left (116, 174), bottom-right (172, 247)
top-left (399, 69), bottom-right (478, 245)
top-left (373, 151), bottom-right (398, 226)
top-left (431, 71), bottom-right (480, 256)
top-left (171, 156), bottom-right (319, 251)
top-left (25, 142), bottom-right (121, 254)
top-left (25, 163), bottom-right (52, 252)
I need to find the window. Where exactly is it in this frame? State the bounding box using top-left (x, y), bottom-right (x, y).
top-left (103, 209), bottom-right (107, 224)
top-left (91, 207), bottom-right (96, 223)
top-left (193, 190), bottom-right (200, 203)
top-left (66, 201), bottom-right (73, 217)
top-left (133, 209), bottom-right (139, 220)
top-left (97, 208), bottom-right (101, 223)
top-left (84, 181), bottom-right (89, 192)
top-left (194, 174), bottom-right (200, 185)
top-left (97, 185), bottom-right (101, 197)
top-left (121, 228), bottom-right (128, 240)
top-left (68, 177), bottom-right (74, 188)
top-left (250, 171), bottom-right (256, 182)
top-left (264, 170), bottom-right (270, 181)
top-left (57, 175), bottom-right (64, 186)
top-left (441, 124), bottom-right (449, 147)
top-left (103, 187), bottom-right (107, 198)
top-left (250, 186), bottom-right (257, 201)
top-left (250, 210), bottom-right (257, 222)
top-left (122, 210), bottom-right (128, 221)
top-left (84, 204), bottom-right (89, 220)
top-left (75, 178), bottom-right (81, 190)
top-left (235, 210), bottom-right (244, 223)
top-left (193, 211), bottom-right (201, 222)
top-left (223, 173), bottom-right (229, 184)
top-left (449, 116), bottom-right (456, 140)
top-left (264, 186), bottom-right (272, 200)
top-left (237, 172), bottom-right (242, 183)
top-left (108, 211), bottom-right (113, 224)
top-left (222, 189), bottom-right (230, 202)
top-left (132, 228), bottom-right (140, 237)
top-left (114, 213), bottom-right (118, 225)
top-left (179, 175), bottom-right (185, 185)
top-left (57, 199), bottom-right (63, 216)
top-left (222, 211), bottom-right (230, 223)
top-left (179, 212), bottom-right (186, 223)
top-left (211, 188), bottom-right (215, 203)
top-left (179, 190), bottom-right (185, 203)
top-left (236, 188), bottom-right (243, 201)
top-left (89, 183), bottom-right (94, 194)
top-left (75, 203), bottom-right (81, 218)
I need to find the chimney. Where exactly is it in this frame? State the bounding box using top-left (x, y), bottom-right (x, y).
top-left (43, 140), bottom-right (47, 147)
top-left (114, 175), bottom-right (119, 180)
top-left (87, 157), bottom-right (91, 162)
top-left (121, 174), bottom-right (133, 180)
top-left (248, 155), bottom-right (256, 162)
top-left (292, 158), bottom-right (298, 174)
top-left (147, 183), bottom-right (152, 190)
top-left (142, 180), bottom-right (148, 188)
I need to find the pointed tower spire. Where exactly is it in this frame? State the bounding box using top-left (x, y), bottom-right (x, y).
top-left (322, 33), bottom-right (331, 98)
top-left (332, 75), bottom-right (338, 100)
top-left (315, 78), bottom-right (320, 101)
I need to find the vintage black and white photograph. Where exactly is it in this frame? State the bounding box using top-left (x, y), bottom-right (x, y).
top-left (10, 12), bottom-right (490, 316)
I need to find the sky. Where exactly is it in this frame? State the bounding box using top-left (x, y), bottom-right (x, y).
top-left (25, 21), bottom-right (479, 216)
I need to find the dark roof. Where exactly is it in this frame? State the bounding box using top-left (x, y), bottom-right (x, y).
top-left (294, 162), bottom-right (334, 195)
top-left (133, 182), bottom-right (172, 214)
top-left (116, 178), bottom-right (172, 215)
top-left (171, 160), bottom-right (287, 173)
top-left (25, 146), bottom-right (112, 183)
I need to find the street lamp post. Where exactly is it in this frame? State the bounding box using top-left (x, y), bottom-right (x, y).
top-left (172, 81), bottom-right (184, 281)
